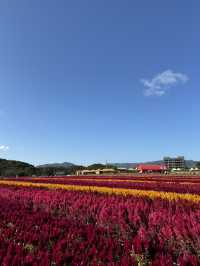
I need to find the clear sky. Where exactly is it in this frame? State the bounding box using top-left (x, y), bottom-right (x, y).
top-left (0, 1), bottom-right (199, 166)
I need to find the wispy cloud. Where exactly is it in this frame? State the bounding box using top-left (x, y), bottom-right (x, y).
top-left (0, 145), bottom-right (10, 152)
top-left (141, 70), bottom-right (189, 96)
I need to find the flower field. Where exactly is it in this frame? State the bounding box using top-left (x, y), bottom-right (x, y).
top-left (0, 176), bottom-right (200, 265)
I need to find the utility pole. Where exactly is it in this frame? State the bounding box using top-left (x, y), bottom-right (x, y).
top-left (105, 160), bottom-right (108, 168)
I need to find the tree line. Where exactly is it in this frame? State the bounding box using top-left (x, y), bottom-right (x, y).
top-left (0, 159), bottom-right (117, 177)
top-left (1, 158), bottom-right (200, 177)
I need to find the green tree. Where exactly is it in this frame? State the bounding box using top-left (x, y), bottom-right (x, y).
top-left (87, 164), bottom-right (105, 170)
top-left (196, 162), bottom-right (200, 169)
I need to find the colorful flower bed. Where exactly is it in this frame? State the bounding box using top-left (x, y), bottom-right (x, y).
top-left (8, 174), bottom-right (200, 183)
top-left (3, 176), bottom-right (200, 196)
top-left (0, 176), bottom-right (200, 265)
top-left (5, 175), bottom-right (200, 192)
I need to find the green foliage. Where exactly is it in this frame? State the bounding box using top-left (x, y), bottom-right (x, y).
top-left (87, 163), bottom-right (117, 170)
top-left (37, 165), bottom-right (86, 176)
top-left (87, 164), bottom-right (105, 170)
top-left (0, 159), bottom-right (37, 177)
top-left (106, 164), bottom-right (118, 170)
top-left (0, 158), bottom-right (118, 177)
top-left (196, 162), bottom-right (200, 169)
top-left (0, 158), bottom-right (86, 177)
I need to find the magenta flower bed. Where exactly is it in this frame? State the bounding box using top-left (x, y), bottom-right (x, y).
top-left (5, 177), bottom-right (200, 195)
top-left (7, 174), bottom-right (200, 183)
top-left (0, 186), bottom-right (200, 265)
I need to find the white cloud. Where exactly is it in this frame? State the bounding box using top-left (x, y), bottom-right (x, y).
top-left (141, 69), bottom-right (189, 96)
top-left (0, 145), bottom-right (10, 152)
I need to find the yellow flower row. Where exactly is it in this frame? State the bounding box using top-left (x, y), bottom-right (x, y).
top-left (0, 179), bottom-right (200, 203)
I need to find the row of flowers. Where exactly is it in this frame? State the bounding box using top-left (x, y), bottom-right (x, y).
top-left (7, 176), bottom-right (200, 184)
top-left (7, 174), bottom-right (200, 183)
top-left (0, 185), bottom-right (199, 265)
top-left (4, 177), bottom-right (200, 195)
top-left (1, 180), bottom-right (200, 203)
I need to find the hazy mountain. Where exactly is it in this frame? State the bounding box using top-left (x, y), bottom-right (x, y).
top-left (37, 162), bottom-right (75, 168)
top-left (185, 160), bottom-right (199, 168)
top-left (113, 160), bottom-right (198, 169)
top-left (0, 158), bottom-right (199, 177)
top-left (37, 160), bottom-right (199, 169)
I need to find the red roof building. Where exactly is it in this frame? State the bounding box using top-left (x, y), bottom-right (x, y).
top-left (137, 164), bottom-right (167, 173)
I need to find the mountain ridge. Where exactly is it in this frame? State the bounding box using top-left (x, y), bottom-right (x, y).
top-left (113, 160), bottom-right (198, 169)
top-left (37, 160), bottom-right (199, 169)
top-left (37, 162), bottom-right (75, 168)
top-left (0, 158), bottom-right (36, 176)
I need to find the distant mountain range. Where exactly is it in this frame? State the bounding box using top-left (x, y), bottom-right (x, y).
top-left (37, 160), bottom-right (199, 169)
top-left (37, 162), bottom-right (75, 168)
top-left (0, 158), bottom-right (198, 177)
top-left (113, 160), bottom-right (199, 169)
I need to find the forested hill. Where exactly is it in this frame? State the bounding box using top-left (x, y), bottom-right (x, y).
top-left (0, 158), bottom-right (83, 177)
top-left (0, 158), bottom-right (36, 177)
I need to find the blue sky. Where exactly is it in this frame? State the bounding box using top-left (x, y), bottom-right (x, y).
top-left (0, 0), bottom-right (199, 165)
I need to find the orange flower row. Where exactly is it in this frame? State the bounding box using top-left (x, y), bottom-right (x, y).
top-left (0, 180), bottom-right (200, 203)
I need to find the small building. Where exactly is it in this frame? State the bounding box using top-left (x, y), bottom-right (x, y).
top-left (171, 168), bottom-right (181, 172)
top-left (190, 168), bottom-right (200, 172)
top-left (136, 164), bottom-right (167, 173)
top-left (117, 167), bottom-right (128, 173)
top-left (190, 167), bottom-right (199, 171)
top-left (76, 168), bottom-right (116, 176)
top-left (76, 169), bottom-right (98, 175)
top-left (128, 168), bottom-right (137, 172)
top-left (99, 168), bottom-right (117, 174)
